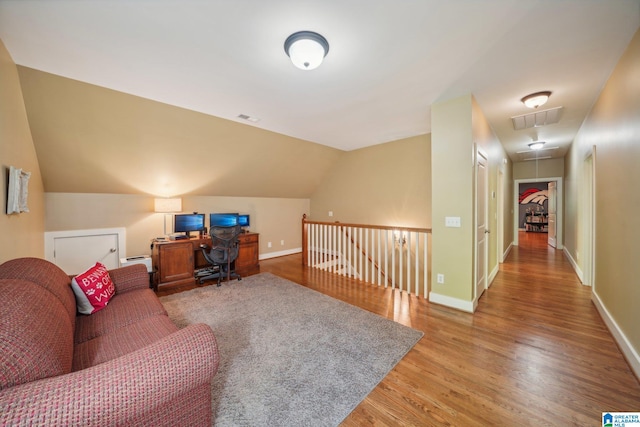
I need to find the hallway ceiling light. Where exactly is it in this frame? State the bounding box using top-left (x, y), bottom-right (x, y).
top-left (284, 31), bottom-right (329, 70)
top-left (521, 91), bottom-right (552, 109)
top-left (528, 141), bottom-right (546, 150)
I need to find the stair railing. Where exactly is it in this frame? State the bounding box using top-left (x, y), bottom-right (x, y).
top-left (302, 214), bottom-right (431, 298)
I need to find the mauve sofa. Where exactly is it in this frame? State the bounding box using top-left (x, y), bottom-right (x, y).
top-left (0, 257), bottom-right (219, 426)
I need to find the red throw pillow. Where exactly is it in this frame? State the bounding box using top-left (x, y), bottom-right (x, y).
top-left (70, 262), bottom-right (116, 315)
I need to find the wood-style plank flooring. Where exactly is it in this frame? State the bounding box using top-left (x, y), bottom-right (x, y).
top-left (158, 231), bottom-right (640, 426)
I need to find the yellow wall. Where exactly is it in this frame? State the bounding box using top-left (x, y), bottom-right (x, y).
top-left (431, 94), bottom-right (511, 310)
top-left (309, 134), bottom-right (431, 228)
top-left (431, 95), bottom-right (474, 303)
top-left (513, 158), bottom-right (564, 180)
top-left (45, 193), bottom-right (308, 257)
top-left (472, 97), bottom-right (513, 279)
top-left (17, 66), bottom-right (343, 198)
top-left (0, 40), bottom-right (45, 263)
top-left (565, 28), bottom-right (640, 363)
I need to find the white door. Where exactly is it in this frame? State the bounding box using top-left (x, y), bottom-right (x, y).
top-left (475, 150), bottom-right (489, 301)
top-left (51, 233), bottom-right (120, 275)
top-left (548, 181), bottom-right (557, 248)
top-left (45, 228), bottom-right (126, 275)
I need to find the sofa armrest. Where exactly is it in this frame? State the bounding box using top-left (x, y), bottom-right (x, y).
top-left (108, 263), bottom-right (150, 293)
top-left (0, 323), bottom-right (219, 426)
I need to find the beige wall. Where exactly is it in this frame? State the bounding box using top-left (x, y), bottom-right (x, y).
top-left (472, 97), bottom-right (513, 278)
top-left (431, 94), bottom-right (511, 310)
top-left (17, 67), bottom-right (342, 199)
top-left (513, 158), bottom-right (564, 180)
top-left (0, 40), bottom-right (45, 263)
top-left (309, 134), bottom-right (431, 228)
top-left (565, 28), bottom-right (640, 362)
top-left (431, 95), bottom-right (474, 303)
top-left (45, 193), bottom-right (309, 258)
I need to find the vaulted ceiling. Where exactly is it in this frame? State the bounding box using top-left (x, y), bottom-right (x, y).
top-left (1, 0), bottom-right (639, 165)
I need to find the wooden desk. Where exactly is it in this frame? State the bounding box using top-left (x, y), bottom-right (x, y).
top-left (151, 232), bottom-right (259, 290)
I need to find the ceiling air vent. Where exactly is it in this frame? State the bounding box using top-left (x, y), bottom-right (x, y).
top-left (511, 106), bottom-right (563, 130)
top-left (237, 114), bottom-right (260, 123)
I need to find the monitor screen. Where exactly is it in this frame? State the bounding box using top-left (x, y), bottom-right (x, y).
top-left (238, 214), bottom-right (250, 227)
top-left (209, 213), bottom-right (238, 228)
top-left (174, 213), bottom-right (205, 233)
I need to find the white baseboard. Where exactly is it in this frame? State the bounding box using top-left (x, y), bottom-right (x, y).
top-left (489, 264), bottom-right (499, 286)
top-left (591, 291), bottom-right (640, 380)
top-left (563, 247), bottom-right (583, 283)
top-left (502, 242), bottom-right (513, 262)
top-left (260, 248), bottom-right (302, 260)
top-left (429, 291), bottom-right (475, 313)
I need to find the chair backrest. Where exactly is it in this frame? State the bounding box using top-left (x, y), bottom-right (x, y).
top-left (206, 225), bottom-right (243, 264)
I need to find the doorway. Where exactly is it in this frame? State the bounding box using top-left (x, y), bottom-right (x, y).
top-left (475, 148), bottom-right (489, 301)
top-left (513, 177), bottom-right (563, 249)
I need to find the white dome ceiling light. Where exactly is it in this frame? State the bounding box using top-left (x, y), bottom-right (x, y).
top-left (284, 31), bottom-right (329, 70)
top-left (521, 91), bottom-right (552, 109)
top-left (528, 141), bottom-right (546, 150)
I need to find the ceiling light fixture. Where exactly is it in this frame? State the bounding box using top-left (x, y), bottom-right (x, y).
top-left (284, 31), bottom-right (329, 70)
top-left (521, 91), bottom-right (552, 109)
top-left (528, 141), bottom-right (546, 150)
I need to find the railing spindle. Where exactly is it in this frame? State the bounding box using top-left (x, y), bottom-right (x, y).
top-left (301, 216), bottom-right (431, 298)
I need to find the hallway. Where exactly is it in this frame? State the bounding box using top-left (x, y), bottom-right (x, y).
top-left (259, 231), bottom-right (640, 425)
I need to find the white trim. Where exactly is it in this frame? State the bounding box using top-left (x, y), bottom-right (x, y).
top-left (502, 242), bottom-right (513, 262)
top-left (563, 247), bottom-right (584, 283)
top-left (429, 291), bottom-right (475, 313)
top-left (488, 263), bottom-right (499, 286)
top-left (591, 291), bottom-right (640, 380)
top-left (260, 248), bottom-right (302, 260)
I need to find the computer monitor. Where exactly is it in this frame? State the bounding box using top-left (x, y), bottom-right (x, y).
top-left (238, 214), bottom-right (250, 227)
top-left (209, 213), bottom-right (238, 228)
top-left (174, 213), bottom-right (205, 235)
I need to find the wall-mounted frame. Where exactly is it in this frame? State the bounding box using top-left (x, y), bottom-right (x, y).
top-left (6, 165), bottom-right (31, 214)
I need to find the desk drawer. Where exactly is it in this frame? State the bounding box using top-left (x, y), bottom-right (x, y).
top-left (238, 233), bottom-right (259, 244)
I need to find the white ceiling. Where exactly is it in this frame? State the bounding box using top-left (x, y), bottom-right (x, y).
top-left (1, 0), bottom-right (639, 160)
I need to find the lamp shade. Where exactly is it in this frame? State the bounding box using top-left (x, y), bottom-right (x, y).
top-left (154, 197), bottom-right (182, 213)
top-left (284, 31), bottom-right (329, 70)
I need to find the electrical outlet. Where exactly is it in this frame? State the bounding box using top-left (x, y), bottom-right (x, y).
top-left (328, 211), bottom-right (333, 217)
top-left (437, 274), bottom-right (445, 284)
top-left (267, 241), bottom-right (272, 248)
top-left (280, 240), bottom-right (285, 246)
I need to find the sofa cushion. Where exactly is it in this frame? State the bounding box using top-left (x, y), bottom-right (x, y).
top-left (74, 288), bottom-right (168, 344)
top-left (72, 314), bottom-right (179, 371)
top-left (71, 262), bottom-right (116, 315)
top-left (0, 257), bottom-right (77, 329)
top-left (0, 279), bottom-right (74, 390)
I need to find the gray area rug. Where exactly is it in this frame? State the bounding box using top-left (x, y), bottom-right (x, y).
top-left (160, 273), bottom-right (423, 426)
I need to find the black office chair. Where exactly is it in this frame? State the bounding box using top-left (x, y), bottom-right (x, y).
top-left (196, 225), bottom-right (243, 286)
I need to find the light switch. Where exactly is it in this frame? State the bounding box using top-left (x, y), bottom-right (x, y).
top-left (445, 217), bottom-right (461, 227)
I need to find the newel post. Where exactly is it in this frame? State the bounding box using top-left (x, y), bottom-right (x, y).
top-left (302, 214), bottom-right (308, 266)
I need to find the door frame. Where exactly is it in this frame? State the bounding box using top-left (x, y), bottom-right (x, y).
top-left (583, 146), bottom-right (596, 286)
top-left (513, 177), bottom-right (563, 249)
top-left (474, 146), bottom-right (489, 304)
top-left (497, 168), bottom-right (505, 262)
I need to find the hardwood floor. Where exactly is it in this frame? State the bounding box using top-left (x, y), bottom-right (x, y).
top-left (158, 232), bottom-right (640, 426)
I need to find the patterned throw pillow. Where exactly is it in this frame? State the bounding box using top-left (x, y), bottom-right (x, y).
top-left (70, 262), bottom-right (116, 315)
